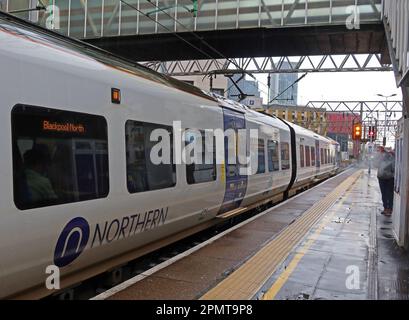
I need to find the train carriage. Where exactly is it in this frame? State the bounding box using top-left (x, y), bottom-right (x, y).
top-left (0, 11), bottom-right (339, 299)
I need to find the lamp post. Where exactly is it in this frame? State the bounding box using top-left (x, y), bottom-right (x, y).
top-left (377, 93), bottom-right (397, 146)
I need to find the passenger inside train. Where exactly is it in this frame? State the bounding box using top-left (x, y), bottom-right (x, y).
top-left (23, 145), bottom-right (57, 204)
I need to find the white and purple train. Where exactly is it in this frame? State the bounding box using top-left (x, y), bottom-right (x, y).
top-left (0, 12), bottom-right (339, 299)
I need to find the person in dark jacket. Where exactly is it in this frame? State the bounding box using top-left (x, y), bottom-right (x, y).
top-left (377, 147), bottom-right (395, 216)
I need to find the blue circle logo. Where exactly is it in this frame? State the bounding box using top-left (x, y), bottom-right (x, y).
top-left (54, 217), bottom-right (90, 267)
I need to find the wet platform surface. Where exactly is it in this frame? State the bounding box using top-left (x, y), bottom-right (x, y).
top-left (258, 170), bottom-right (409, 300)
top-left (102, 168), bottom-right (409, 300)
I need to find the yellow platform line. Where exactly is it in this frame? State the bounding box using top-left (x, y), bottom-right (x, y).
top-left (200, 170), bottom-right (362, 300)
top-left (262, 189), bottom-right (350, 300)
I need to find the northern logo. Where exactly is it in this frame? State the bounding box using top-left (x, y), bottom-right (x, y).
top-left (54, 217), bottom-right (90, 267)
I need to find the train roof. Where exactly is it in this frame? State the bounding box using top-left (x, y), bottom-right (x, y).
top-left (0, 11), bottom-right (216, 103)
top-left (285, 120), bottom-right (337, 144)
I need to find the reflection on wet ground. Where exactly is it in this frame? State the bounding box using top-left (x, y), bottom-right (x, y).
top-left (260, 170), bottom-right (409, 300)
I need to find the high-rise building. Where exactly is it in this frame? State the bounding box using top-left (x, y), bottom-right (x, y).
top-left (268, 62), bottom-right (298, 106)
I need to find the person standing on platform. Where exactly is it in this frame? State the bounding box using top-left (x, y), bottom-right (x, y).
top-left (377, 147), bottom-right (395, 216)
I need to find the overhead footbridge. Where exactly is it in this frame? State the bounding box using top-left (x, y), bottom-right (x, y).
top-left (4, 0), bottom-right (389, 63)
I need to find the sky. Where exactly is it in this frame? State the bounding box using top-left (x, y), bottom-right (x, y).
top-left (254, 71), bottom-right (402, 104)
top-left (253, 71), bottom-right (403, 148)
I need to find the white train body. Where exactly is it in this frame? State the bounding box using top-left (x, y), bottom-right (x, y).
top-left (0, 13), bottom-right (339, 299)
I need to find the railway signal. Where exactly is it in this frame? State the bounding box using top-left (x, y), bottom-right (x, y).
top-left (352, 123), bottom-right (362, 141)
top-left (368, 126), bottom-right (377, 141)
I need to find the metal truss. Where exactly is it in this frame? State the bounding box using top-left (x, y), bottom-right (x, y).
top-left (142, 54), bottom-right (393, 76)
top-left (304, 100), bottom-right (403, 139)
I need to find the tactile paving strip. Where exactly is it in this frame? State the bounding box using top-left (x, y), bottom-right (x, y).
top-left (201, 170), bottom-right (362, 300)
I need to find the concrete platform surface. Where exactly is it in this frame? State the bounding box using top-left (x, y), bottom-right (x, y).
top-left (258, 169), bottom-right (409, 300)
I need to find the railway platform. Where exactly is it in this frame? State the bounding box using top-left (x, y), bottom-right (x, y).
top-left (94, 168), bottom-right (409, 300)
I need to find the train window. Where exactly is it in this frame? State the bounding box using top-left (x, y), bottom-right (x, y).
top-left (325, 149), bottom-right (328, 164)
top-left (281, 142), bottom-right (290, 170)
top-left (305, 146), bottom-right (311, 167)
top-left (126, 120), bottom-right (176, 193)
top-left (300, 145), bottom-right (305, 168)
top-left (12, 105), bottom-right (109, 210)
top-left (311, 147), bottom-right (316, 166)
top-left (268, 140), bottom-right (280, 172)
top-left (185, 129), bottom-right (216, 184)
top-left (320, 148), bottom-right (324, 164)
top-left (257, 139), bottom-right (266, 174)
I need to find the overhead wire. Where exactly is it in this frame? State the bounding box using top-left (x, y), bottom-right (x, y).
top-left (126, 0), bottom-right (269, 99)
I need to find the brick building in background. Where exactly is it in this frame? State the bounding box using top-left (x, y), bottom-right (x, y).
top-left (262, 105), bottom-right (328, 136)
top-left (326, 112), bottom-right (361, 158)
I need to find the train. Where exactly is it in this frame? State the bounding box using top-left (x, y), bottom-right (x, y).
top-left (0, 11), bottom-right (339, 299)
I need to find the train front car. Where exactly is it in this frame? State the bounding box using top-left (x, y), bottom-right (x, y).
top-left (0, 12), bottom-right (225, 299)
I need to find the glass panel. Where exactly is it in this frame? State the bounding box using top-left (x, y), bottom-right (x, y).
top-left (86, 0), bottom-right (103, 37)
top-left (256, 138), bottom-right (265, 174)
top-left (217, 0), bottom-right (237, 30)
top-left (320, 148), bottom-right (324, 164)
top-left (54, 0), bottom-right (70, 36)
top-left (69, 0), bottom-right (86, 38)
top-left (103, 0), bottom-right (119, 36)
top-left (305, 145), bottom-right (310, 167)
top-left (268, 140), bottom-right (279, 171)
top-left (300, 144), bottom-right (304, 168)
top-left (138, 0), bottom-right (157, 34)
top-left (281, 141), bottom-right (290, 170)
top-left (282, 0), bottom-right (306, 25)
top-left (155, 0), bottom-right (177, 33)
top-left (311, 146), bottom-right (315, 166)
top-left (237, 0), bottom-right (260, 29)
top-left (175, 0), bottom-right (196, 31)
top-left (260, 0), bottom-right (281, 27)
top-left (12, 104), bottom-right (109, 210)
top-left (185, 129), bottom-right (217, 184)
top-left (126, 120), bottom-right (176, 193)
top-left (8, 0), bottom-right (30, 20)
top-left (306, 0), bottom-right (330, 24)
top-left (196, 0), bottom-right (216, 31)
top-left (0, 0), bottom-right (7, 12)
top-left (119, 0), bottom-right (138, 35)
top-left (331, 0), bottom-right (355, 23)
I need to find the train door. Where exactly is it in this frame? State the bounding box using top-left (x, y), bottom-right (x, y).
top-left (218, 108), bottom-right (248, 214)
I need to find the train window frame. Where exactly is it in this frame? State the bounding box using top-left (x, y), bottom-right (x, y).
top-left (185, 129), bottom-right (217, 184)
top-left (267, 140), bottom-right (280, 172)
top-left (256, 138), bottom-right (266, 174)
top-left (280, 142), bottom-right (290, 170)
top-left (311, 146), bottom-right (316, 166)
top-left (305, 146), bottom-right (311, 167)
top-left (11, 104), bottom-right (110, 210)
top-left (300, 144), bottom-right (305, 168)
top-left (125, 119), bottom-right (176, 194)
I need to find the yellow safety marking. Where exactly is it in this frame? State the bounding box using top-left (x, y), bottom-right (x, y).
top-left (221, 162), bottom-right (226, 183)
top-left (200, 170), bottom-right (362, 300)
top-left (262, 190), bottom-right (350, 300)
